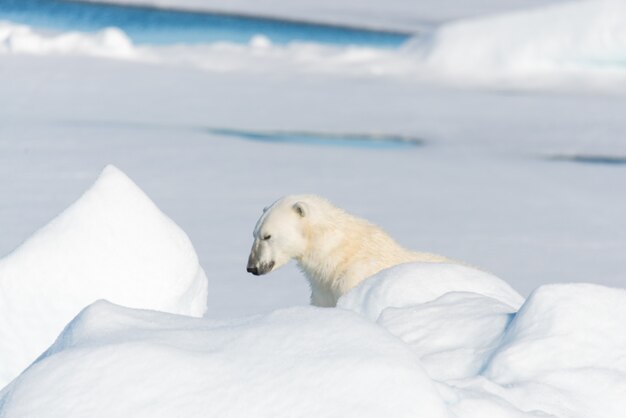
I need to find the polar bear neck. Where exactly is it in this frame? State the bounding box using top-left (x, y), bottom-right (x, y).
top-left (295, 204), bottom-right (427, 306)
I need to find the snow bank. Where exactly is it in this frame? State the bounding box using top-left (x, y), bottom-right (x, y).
top-left (339, 266), bottom-right (626, 417)
top-left (416, 0), bottom-right (626, 87)
top-left (379, 292), bottom-right (516, 380)
top-left (485, 283), bottom-right (626, 382)
top-left (0, 165), bottom-right (208, 388)
top-left (338, 263), bottom-right (522, 381)
top-left (1, 260), bottom-right (625, 417)
top-left (338, 262), bottom-right (524, 320)
top-left (0, 301), bottom-right (448, 418)
top-left (448, 283), bottom-right (626, 418)
top-left (0, 21), bottom-right (140, 59)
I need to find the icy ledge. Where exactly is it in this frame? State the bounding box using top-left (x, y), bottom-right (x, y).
top-left (0, 165), bottom-right (208, 388)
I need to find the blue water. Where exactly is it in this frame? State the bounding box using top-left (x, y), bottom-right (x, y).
top-left (0, 0), bottom-right (411, 47)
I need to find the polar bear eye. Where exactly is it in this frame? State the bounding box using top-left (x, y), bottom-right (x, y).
top-left (262, 234), bottom-right (272, 241)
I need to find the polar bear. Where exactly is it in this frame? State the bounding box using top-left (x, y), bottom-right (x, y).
top-left (246, 195), bottom-right (453, 307)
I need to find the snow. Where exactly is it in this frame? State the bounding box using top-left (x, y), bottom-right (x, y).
top-left (416, 0), bottom-right (626, 88)
top-left (0, 53), bottom-right (624, 313)
top-left (338, 262), bottom-right (524, 319)
top-left (337, 267), bottom-right (626, 417)
top-left (1, 278), bottom-right (625, 417)
top-left (0, 0), bottom-right (625, 415)
top-left (378, 292), bottom-right (517, 380)
top-left (0, 301), bottom-right (448, 418)
top-left (485, 283), bottom-right (626, 382)
top-left (0, 22), bottom-right (138, 59)
top-left (445, 283), bottom-right (626, 418)
top-left (0, 165), bottom-right (208, 388)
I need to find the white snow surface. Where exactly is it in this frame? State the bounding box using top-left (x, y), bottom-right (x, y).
top-left (338, 262), bottom-right (525, 319)
top-left (0, 23), bottom-right (138, 59)
top-left (379, 291), bottom-right (517, 381)
top-left (1, 279), bottom-right (625, 417)
top-left (0, 165), bottom-right (208, 388)
top-left (0, 301), bottom-right (448, 418)
top-left (485, 283), bottom-right (626, 382)
top-left (416, 0), bottom-right (626, 88)
top-left (447, 283), bottom-right (626, 418)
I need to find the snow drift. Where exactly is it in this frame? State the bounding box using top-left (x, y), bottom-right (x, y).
top-left (0, 165), bottom-right (208, 388)
top-left (338, 262), bottom-right (524, 319)
top-left (379, 291), bottom-right (518, 381)
top-left (448, 283), bottom-right (626, 418)
top-left (338, 263), bottom-right (524, 381)
top-left (0, 21), bottom-right (139, 59)
top-left (415, 0), bottom-right (626, 87)
top-left (1, 258), bottom-right (624, 417)
top-left (0, 301), bottom-right (448, 418)
top-left (339, 265), bottom-right (626, 417)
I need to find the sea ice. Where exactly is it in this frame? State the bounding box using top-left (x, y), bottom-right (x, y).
top-left (338, 262), bottom-right (524, 320)
top-left (0, 22), bottom-right (139, 59)
top-left (0, 165), bottom-right (208, 388)
top-left (0, 300), bottom-right (448, 418)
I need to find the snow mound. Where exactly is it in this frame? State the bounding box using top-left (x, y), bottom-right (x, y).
top-left (1, 269), bottom-right (625, 417)
top-left (485, 283), bottom-right (626, 382)
top-left (0, 21), bottom-right (139, 59)
top-left (0, 301), bottom-right (448, 418)
top-left (338, 262), bottom-right (524, 320)
top-left (447, 283), bottom-right (626, 418)
top-left (415, 0), bottom-right (626, 86)
top-left (379, 292), bottom-right (516, 380)
top-left (338, 264), bottom-right (626, 417)
top-left (0, 165), bottom-right (208, 388)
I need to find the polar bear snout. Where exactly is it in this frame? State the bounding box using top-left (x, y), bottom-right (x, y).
top-left (247, 237), bottom-right (278, 276)
top-left (246, 260), bottom-right (275, 276)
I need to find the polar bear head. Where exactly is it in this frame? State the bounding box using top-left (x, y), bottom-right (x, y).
top-left (246, 195), bottom-right (314, 276)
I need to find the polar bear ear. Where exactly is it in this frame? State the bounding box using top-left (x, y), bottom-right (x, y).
top-left (292, 201), bottom-right (308, 218)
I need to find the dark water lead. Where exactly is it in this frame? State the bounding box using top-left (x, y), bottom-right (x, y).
top-left (50, 120), bottom-right (423, 149)
top-left (208, 128), bottom-right (425, 149)
top-left (549, 154), bottom-right (626, 166)
top-left (0, 0), bottom-right (412, 46)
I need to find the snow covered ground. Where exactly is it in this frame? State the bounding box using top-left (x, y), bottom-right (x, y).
top-left (1, 261), bottom-right (624, 417)
top-left (0, 0), bottom-right (625, 416)
top-left (0, 165), bottom-right (207, 387)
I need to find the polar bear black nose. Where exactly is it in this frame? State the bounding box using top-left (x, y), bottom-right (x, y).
top-left (247, 266), bottom-right (259, 275)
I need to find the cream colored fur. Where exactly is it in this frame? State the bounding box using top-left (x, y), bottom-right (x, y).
top-left (247, 195), bottom-right (452, 307)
